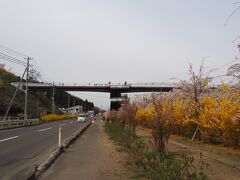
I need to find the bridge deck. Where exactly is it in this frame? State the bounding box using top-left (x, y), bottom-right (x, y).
top-left (11, 82), bottom-right (175, 93)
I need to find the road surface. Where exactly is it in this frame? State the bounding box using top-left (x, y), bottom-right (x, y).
top-left (0, 118), bottom-right (89, 179)
top-left (40, 120), bottom-right (132, 180)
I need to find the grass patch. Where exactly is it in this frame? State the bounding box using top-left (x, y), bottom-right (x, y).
top-left (105, 122), bottom-right (208, 180)
top-left (116, 146), bottom-right (128, 153)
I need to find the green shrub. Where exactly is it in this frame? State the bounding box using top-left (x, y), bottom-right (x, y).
top-left (142, 152), bottom-right (208, 180)
top-left (105, 121), bottom-right (208, 180)
top-left (131, 137), bottom-right (147, 166)
top-left (105, 121), bottom-right (135, 148)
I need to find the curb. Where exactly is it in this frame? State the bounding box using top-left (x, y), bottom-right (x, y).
top-left (27, 121), bottom-right (92, 179)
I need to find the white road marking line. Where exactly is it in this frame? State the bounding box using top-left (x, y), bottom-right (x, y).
top-left (58, 123), bottom-right (66, 127)
top-left (0, 127), bottom-right (24, 133)
top-left (39, 123), bottom-right (48, 126)
top-left (37, 127), bottom-right (52, 132)
top-left (0, 136), bottom-right (19, 142)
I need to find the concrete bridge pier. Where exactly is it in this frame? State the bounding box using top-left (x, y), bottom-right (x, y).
top-left (110, 90), bottom-right (122, 110)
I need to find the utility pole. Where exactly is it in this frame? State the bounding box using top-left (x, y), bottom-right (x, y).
top-left (73, 98), bottom-right (75, 107)
top-left (24, 58), bottom-right (30, 120)
top-left (37, 94), bottom-right (39, 119)
top-left (52, 81), bottom-right (55, 115)
top-left (67, 93), bottom-right (70, 114)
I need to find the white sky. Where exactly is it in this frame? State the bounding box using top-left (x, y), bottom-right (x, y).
top-left (0, 0), bottom-right (240, 109)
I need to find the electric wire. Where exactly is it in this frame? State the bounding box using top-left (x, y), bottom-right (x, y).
top-left (0, 44), bottom-right (28, 58)
top-left (0, 54), bottom-right (26, 66)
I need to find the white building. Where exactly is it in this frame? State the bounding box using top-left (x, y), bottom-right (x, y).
top-left (60, 105), bottom-right (83, 114)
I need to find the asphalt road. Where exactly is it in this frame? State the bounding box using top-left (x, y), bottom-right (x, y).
top-left (40, 120), bottom-right (119, 180)
top-left (0, 118), bottom-right (90, 179)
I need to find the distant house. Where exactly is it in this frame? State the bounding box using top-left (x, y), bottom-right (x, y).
top-left (60, 105), bottom-right (83, 114)
top-left (0, 64), bottom-right (5, 68)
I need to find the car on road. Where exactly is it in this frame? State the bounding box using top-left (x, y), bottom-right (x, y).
top-left (77, 114), bottom-right (87, 122)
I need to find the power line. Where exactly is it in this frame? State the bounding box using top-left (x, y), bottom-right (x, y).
top-left (0, 45), bottom-right (47, 84)
top-left (0, 49), bottom-right (42, 81)
top-left (30, 58), bottom-right (50, 82)
top-left (0, 53), bottom-right (27, 66)
top-left (0, 48), bottom-right (26, 59)
top-left (0, 51), bottom-right (27, 62)
top-left (0, 44), bottom-right (28, 58)
top-left (31, 59), bottom-right (43, 77)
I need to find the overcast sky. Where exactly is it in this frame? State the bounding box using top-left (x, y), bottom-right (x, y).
top-left (0, 0), bottom-right (240, 109)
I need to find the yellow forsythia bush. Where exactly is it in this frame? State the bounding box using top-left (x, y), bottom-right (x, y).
top-left (40, 114), bottom-right (75, 121)
top-left (198, 86), bottom-right (240, 145)
top-left (171, 98), bottom-right (197, 137)
top-left (136, 106), bottom-right (155, 128)
top-left (136, 84), bottom-right (240, 147)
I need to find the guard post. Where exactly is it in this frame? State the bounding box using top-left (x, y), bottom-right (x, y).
top-left (58, 127), bottom-right (62, 147)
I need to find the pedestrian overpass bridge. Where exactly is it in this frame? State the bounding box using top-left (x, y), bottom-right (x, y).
top-left (12, 82), bottom-right (176, 110)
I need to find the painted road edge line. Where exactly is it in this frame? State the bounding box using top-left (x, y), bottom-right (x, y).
top-left (38, 127), bottom-right (52, 132)
top-left (58, 123), bottom-right (66, 127)
top-left (0, 136), bottom-right (19, 142)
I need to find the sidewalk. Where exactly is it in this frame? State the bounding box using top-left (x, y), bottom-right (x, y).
top-left (40, 120), bottom-right (132, 180)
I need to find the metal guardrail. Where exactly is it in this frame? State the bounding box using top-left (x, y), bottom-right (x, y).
top-left (0, 119), bottom-right (40, 129)
top-left (0, 116), bottom-right (20, 120)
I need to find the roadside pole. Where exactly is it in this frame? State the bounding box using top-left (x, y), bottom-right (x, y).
top-left (37, 94), bottom-right (39, 119)
top-left (24, 57), bottom-right (30, 120)
top-left (58, 127), bottom-right (62, 147)
top-left (52, 81), bottom-right (55, 115)
top-left (67, 93), bottom-right (70, 114)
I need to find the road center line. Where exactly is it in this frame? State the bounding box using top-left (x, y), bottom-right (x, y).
top-left (38, 127), bottom-right (52, 132)
top-left (0, 136), bottom-right (19, 142)
top-left (59, 123), bottom-right (66, 127)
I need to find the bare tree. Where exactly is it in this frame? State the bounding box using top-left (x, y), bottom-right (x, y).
top-left (225, 1), bottom-right (240, 26)
top-left (121, 102), bottom-right (137, 143)
top-left (180, 63), bottom-right (211, 141)
top-left (227, 63), bottom-right (240, 83)
top-left (29, 66), bottom-right (41, 82)
top-left (151, 93), bottom-right (174, 152)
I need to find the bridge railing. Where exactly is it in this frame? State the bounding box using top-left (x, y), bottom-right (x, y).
top-left (0, 119), bottom-right (40, 130)
top-left (12, 82), bottom-right (178, 87)
top-left (130, 82), bottom-right (177, 87)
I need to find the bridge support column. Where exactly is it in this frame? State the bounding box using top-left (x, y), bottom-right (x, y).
top-left (110, 90), bottom-right (122, 110)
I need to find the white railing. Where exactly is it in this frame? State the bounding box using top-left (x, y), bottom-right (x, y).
top-left (0, 119), bottom-right (40, 129)
top-left (0, 116), bottom-right (20, 121)
top-left (12, 82), bottom-right (177, 88)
